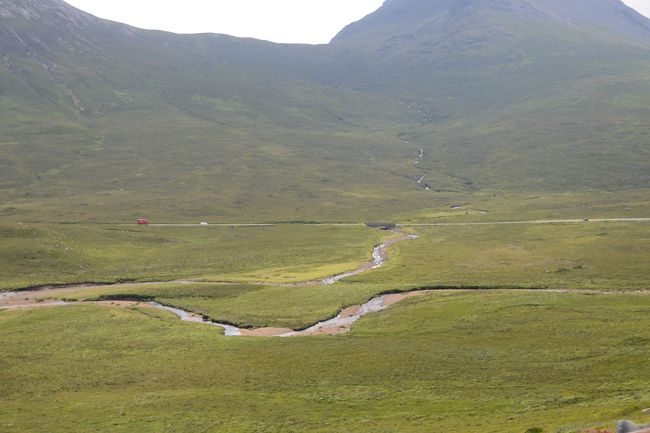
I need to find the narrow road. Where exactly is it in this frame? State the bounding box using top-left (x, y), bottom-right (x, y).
top-left (139, 223), bottom-right (276, 227)
top-left (401, 217), bottom-right (650, 227)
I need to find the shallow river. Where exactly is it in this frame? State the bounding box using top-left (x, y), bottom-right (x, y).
top-left (0, 230), bottom-right (420, 337)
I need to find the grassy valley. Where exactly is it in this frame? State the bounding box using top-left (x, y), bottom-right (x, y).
top-left (1, 0), bottom-right (650, 432)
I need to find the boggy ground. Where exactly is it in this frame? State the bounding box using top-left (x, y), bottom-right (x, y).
top-left (0, 223), bottom-right (385, 290)
top-left (2, 220), bottom-right (650, 432)
top-left (7, 221), bottom-right (645, 330)
top-left (2, 290), bottom-right (650, 433)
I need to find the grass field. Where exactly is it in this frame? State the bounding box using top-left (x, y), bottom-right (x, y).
top-left (2, 290), bottom-right (650, 433)
top-left (351, 222), bottom-right (650, 290)
top-left (2, 217), bottom-right (649, 433)
top-left (404, 190), bottom-right (650, 224)
top-left (0, 223), bottom-right (384, 290)
top-left (40, 282), bottom-right (387, 329)
top-left (15, 221), bottom-right (648, 330)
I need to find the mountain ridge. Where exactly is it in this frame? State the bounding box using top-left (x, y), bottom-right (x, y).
top-left (0, 0), bottom-right (649, 222)
top-left (332, 0), bottom-right (650, 45)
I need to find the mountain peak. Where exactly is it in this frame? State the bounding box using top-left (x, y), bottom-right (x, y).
top-left (0, 0), bottom-right (120, 60)
top-left (0, 0), bottom-right (99, 42)
top-left (332, 0), bottom-right (650, 45)
top-left (0, 0), bottom-right (84, 20)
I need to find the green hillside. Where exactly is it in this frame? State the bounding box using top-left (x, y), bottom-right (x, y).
top-left (0, 0), bottom-right (649, 222)
top-left (329, 0), bottom-right (650, 191)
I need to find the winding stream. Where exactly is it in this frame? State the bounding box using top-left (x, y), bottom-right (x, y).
top-left (145, 232), bottom-right (418, 336)
top-left (148, 294), bottom-right (397, 337)
top-left (0, 230), bottom-right (419, 337)
top-left (150, 302), bottom-right (244, 336)
top-left (2, 222), bottom-right (649, 337)
top-left (318, 232), bottom-right (417, 285)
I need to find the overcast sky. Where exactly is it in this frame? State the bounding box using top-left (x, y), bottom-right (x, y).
top-left (64, 0), bottom-right (650, 45)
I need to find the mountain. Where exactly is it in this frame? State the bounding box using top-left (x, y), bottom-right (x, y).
top-left (330, 0), bottom-right (650, 102)
top-left (0, 0), bottom-right (420, 221)
top-left (328, 0), bottom-right (650, 192)
top-left (334, 0), bottom-right (650, 46)
top-left (0, 0), bottom-right (649, 222)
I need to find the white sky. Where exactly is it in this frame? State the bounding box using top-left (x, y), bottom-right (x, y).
top-left (625, 0), bottom-right (650, 20)
top-left (64, 0), bottom-right (650, 45)
top-left (64, 0), bottom-right (385, 44)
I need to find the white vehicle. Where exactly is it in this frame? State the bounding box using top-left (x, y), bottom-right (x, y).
top-left (200, 222), bottom-right (209, 226)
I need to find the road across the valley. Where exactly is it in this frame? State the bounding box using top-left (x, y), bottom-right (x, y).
top-left (141, 223), bottom-right (276, 227)
top-left (124, 218), bottom-right (650, 228)
top-left (399, 218), bottom-right (650, 227)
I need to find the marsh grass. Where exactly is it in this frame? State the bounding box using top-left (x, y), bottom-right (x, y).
top-left (352, 222), bottom-right (650, 290)
top-left (26, 222), bottom-right (650, 329)
top-left (2, 291), bottom-right (650, 432)
top-left (0, 223), bottom-right (383, 290)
